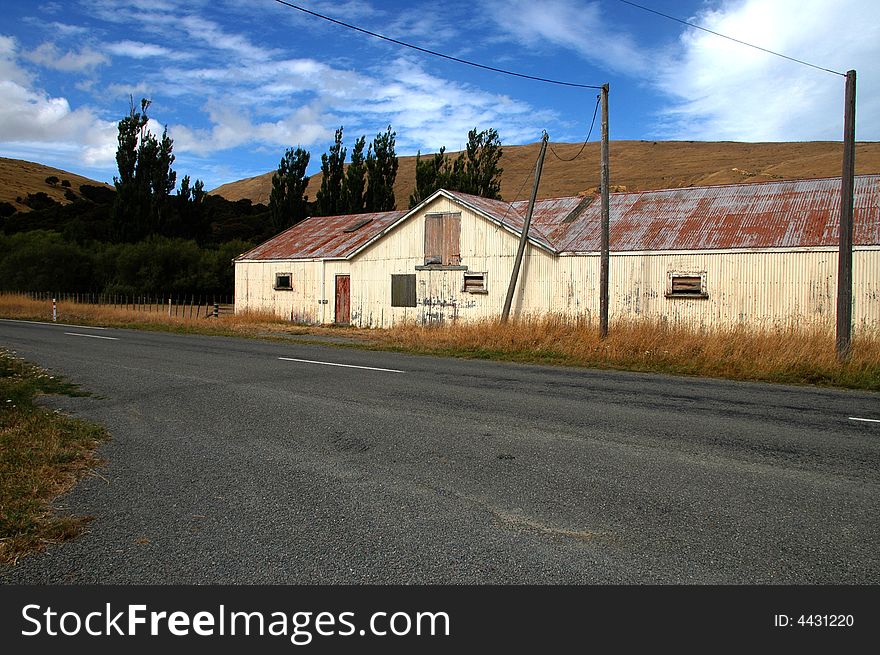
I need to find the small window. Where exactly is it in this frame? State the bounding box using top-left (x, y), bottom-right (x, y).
top-left (666, 271), bottom-right (707, 298)
top-left (463, 271), bottom-right (487, 294)
top-left (274, 273), bottom-right (293, 290)
top-left (391, 274), bottom-right (417, 307)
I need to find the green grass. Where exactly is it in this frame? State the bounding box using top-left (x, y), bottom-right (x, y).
top-left (0, 349), bottom-right (109, 566)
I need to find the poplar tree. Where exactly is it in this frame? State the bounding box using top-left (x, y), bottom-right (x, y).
top-left (316, 127), bottom-right (346, 217)
top-left (364, 125), bottom-right (398, 212)
top-left (343, 135), bottom-right (367, 214)
top-left (269, 146), bottom-right (311, 231)
top-left (113, 97), bottom-right (177, 241)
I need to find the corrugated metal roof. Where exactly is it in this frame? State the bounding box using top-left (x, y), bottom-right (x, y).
top-left (237, 210), bottom-right (407, 260)
top-left (555, 175), bottom-right (880, 252)
top-left (238, 176), bottom-right (880, 260)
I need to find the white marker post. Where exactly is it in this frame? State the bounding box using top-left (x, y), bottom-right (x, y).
top-left (52, 297), bottom-right (57, 322)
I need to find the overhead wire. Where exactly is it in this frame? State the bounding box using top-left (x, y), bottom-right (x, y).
top-left (272, 0), bottom-right (603, 89)
top-left (615, 0), bottom-right (846, 77)
top-left (548, 93), bottom-right (601, 162)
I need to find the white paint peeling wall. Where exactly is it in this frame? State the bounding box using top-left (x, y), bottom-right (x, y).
top-left (235, 196), bottom-right (879, 333)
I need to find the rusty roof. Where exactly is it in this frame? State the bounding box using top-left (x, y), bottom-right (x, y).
top-left (237, 175), bottom-right (880, 260)
top-left (237, 210), bottom-right (407, 260)
top-left (553, 175), bottom-right (880, 252)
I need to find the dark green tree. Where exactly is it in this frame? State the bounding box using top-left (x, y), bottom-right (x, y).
top-left (316, 127), bottom-right (347, 217)
top-left (268, 146), bottom-right (311, 232)
top-left (343, 135), bottom-right (366, 214)
top-left (461, 127), bottom-right (503, 199)
top-left (365, 125), bottom-right (398, 212)
top-left (407, 128), bottom-right (503, 207)
top-left (112, 98), bottom-right (177, 241)
top-left (409, 147), bottom-right (449, 208)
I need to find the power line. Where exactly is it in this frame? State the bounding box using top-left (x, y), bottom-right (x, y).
top-left (548, 93), bottom-right (601, 162)
top-left (616, 0), bottom-right (845, 77)
top-left (273, 0), bottom-right (603, 89)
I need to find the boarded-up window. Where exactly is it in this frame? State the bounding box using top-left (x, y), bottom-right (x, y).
top-left (666, 271), bottom-right (708, 298)
top-left (424, 212), bottom-right (461, 266)
top-left (463, 271), bottom-right (487, 294)
top-left (391, 274), bottom-right (417, 307)
top-left (274, 273), bottom-right (293, 290)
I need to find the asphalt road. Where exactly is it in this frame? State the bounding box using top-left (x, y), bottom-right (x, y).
top-left (0, 318), bottom-right (877, 584)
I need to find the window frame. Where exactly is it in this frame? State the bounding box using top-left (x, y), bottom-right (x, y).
top-left (423, 211), bottom-right (462, 267)
top-left (462, 271), bottom-right (488, 294)
top-left (274, 272), bottom-right (293, 291)
top-left (665, 270), bottom-right (708, 298)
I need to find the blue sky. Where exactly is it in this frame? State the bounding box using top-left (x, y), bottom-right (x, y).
top-left (1, 0), bottom-right (877, 191)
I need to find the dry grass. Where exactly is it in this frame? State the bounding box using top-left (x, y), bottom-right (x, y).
top-left (2, 293), bottom-right (877, 390)
top-left (372, 315), bottom-right (880, 390)
top-left (0, 293), bottom-right (371, 341)
top-left (0, 156), bottom-right (111, 212)
top-left (0, 349), bottom-right (108, 566)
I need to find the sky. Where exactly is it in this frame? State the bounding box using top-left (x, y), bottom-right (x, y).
top-left (0, 0), bottom-right (877, 191)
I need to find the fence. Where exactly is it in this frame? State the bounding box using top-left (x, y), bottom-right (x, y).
top-left (23, 291), bottom-right (234, 319)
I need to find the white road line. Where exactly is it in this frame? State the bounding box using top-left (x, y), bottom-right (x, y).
top-left (849, 417), bottom-right (880, 424)
top-left (64, 332), bottom-right (119, 341)
top-left (278, 356), bottom-right (404, 373)
top-left (0, 318), bottom-right (108, 330)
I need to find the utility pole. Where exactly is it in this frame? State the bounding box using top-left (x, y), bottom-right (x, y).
top-left (599, 83), bottom-right (610, 339)
top-left (836, 69), bottom-right (857, 362)
top-left (502, 132), bottom-right (549, 323)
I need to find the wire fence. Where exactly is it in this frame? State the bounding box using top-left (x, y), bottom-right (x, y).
top-left (22, 291), bottom-right (234, 319)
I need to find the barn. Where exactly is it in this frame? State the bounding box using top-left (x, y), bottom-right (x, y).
top-left (233, 175), bottom-right (880, 332)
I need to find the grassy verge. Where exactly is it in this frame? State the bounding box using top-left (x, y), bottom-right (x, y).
top-left (2, 293), bottom-right (878, 391)
top-left (0, 348), bottom-right (109, 566)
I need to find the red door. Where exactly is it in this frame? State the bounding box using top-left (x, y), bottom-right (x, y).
top-left (335, 275), bottom-right (350, 325)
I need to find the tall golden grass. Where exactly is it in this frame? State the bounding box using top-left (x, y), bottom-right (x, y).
top-left (373, 315), bottom-right (880, 389)
top-left (1, 293), bottom-right (877, 390)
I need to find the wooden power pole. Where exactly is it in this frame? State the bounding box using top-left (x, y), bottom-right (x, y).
top-left (502, 132), bottom-right (549, 323)
top-left (836, 69), bottom-right (857, 361)
top-left (599, 83), bottom-right (610, 339)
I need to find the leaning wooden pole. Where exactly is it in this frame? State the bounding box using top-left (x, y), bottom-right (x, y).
top-left (599, 83), bottom-right (610, 339)
top-left (502, 132), bottom-right (549, 323)
top-left (836, 69), bottom-right (857, 362)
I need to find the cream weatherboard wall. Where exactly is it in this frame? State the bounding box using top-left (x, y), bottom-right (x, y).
top-left (235, 195), bottom-right (880, 332)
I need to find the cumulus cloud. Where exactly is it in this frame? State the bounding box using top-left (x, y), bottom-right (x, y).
top-left (171, 103), bottom-right (330, 155)
top-left (653, 0), bottom-right (879, 140)
top-left (0, 36), bottom-right (117, 167)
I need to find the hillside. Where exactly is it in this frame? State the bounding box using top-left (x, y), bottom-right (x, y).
top-left (210, 140), bottom-right (880, 209)
top-left (0, 158), bottom-right (111, 212)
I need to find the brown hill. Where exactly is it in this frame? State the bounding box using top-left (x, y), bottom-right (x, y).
top-left (210, 140), bottom-right (880, 209)
top-left (0, 157), bottom-right (111, 212)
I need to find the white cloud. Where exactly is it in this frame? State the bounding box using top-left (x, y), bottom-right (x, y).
top-left (0, 36), bottom-right (117, 168)
top-left (483, 0), bottom-right (651, 76)
top-left (654, 0), bottom-right (880, 140)
top-left (106, 40), bottom-right (174, 59)
top-left (24, 41), bottom-right (109, 72)
top-left (171, 103), bottom-right (330, 155)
